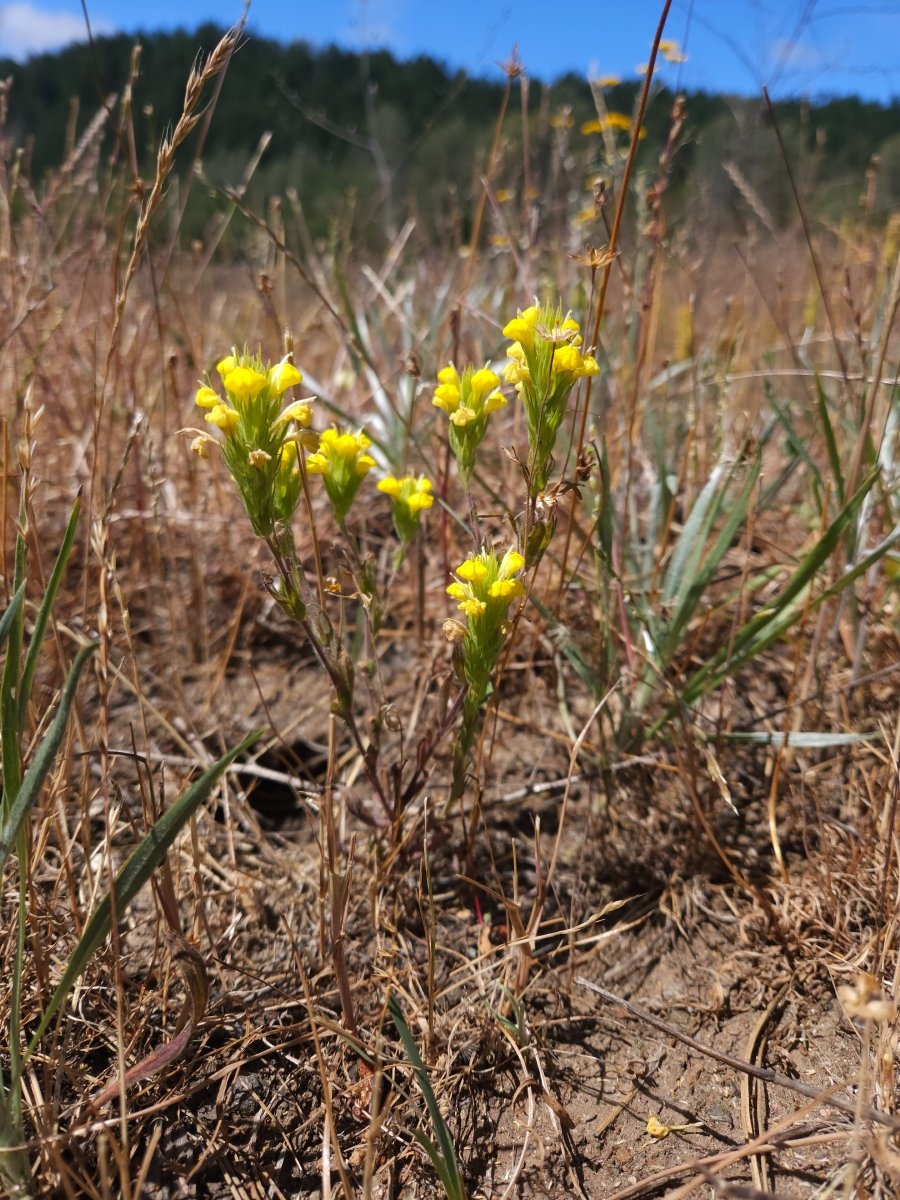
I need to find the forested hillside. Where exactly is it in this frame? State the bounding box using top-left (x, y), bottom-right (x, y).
top-left (2, 24), bottom-right (898, 249)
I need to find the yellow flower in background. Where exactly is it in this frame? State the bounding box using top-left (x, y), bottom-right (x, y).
top-left (305, 427), bottom-right (376, 522)
top-left (433, 362), bottom-right (506, 485)
top-left (595, 74), bottom-right (621, 87)
top-left (659, 39), bottom-right (687, 63)
top-left (377, 474), bottom-right (434, 544)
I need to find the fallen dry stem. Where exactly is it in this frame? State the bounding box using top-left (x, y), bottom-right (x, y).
top-left (575, 977), bottom-right (900, 1132)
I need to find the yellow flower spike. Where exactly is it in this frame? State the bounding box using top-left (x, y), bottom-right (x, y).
top-left (223, 366), bottom-right (268, 403)
top-left (205, 404), bottom-right (239, 435)
top-left (195, 385), bottom-right (220, 409)
top-left (379, 474), bottom-right (434, 543)
top-left (269, 356), bottom-right (302, 395)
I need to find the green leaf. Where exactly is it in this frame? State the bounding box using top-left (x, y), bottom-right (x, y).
top-left (0, 641), bottom-right (97, 874)
top-left (19, 497), bottom-right (81, 727)
top-left (25, 730), bottom-right (261, 1060)
top-left (389, 994), bottom-right (466, 1200)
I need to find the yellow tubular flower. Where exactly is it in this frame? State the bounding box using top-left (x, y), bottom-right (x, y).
top-left (195, 385), bottom-right (220, 410)
top-left (223, 366), bottom-right (268, 403)
top-left (269, 356), bottom-right (302, 395)
top-left (205, 404), bottom-right (240, 435)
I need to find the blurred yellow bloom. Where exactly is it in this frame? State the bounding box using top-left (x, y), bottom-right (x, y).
top-left (377, 473), bottom-right (434, 543)
top-left (269, 356), bottom-right (302, 395)
top-left (205, 403), bottom-right (239, 435)
top-left (659, 39), bottom-right (687, 63)
top-left (596, 74), bottom-right (621, 87)
top-left (223, 366), bottom-right (268, 403)
top-left (195, 385), bottom-right (220, 409)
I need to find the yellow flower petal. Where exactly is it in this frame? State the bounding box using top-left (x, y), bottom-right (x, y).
top-left (195, 385), bottom-right (220, 409)
top-left (269, 356), bottom-right (302, 394)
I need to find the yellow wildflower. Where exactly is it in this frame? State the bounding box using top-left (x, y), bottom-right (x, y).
top-left (433, 362), bottom-right (506, 485)
top-left (305, 427), bottom-right (375, 522)
top-left (377, 473), bottom-right (434, 543)
top-left (503, 301), bottom-right (599, 494)
top-left (223, 365), bottom-right (268, 403)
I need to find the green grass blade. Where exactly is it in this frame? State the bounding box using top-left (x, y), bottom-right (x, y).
top-left (0, 641), bottom-right (97, 874)
top-left (649, 470), bottom-right (882, 734)
top-left (815, 375), bottom-right (845, 508)
top-left (659, 454), bottom-right (762, 662)
top-left (19, 496), bottom-right (81, 727)
top-left (0, 584), bottom-right (26, 654)
top-left (25, 730), bottom-right (261, 1059)
top-left (389, 994), bottom-right (466, 1200)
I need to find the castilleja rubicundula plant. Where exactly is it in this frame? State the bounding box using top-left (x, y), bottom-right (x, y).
top-left (502, 302), bottom-right (599, 497)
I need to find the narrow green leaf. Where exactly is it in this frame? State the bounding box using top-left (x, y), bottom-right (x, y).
top-left (0, 641), bottom-right (97, 874)
top-left (815, 376), bottom-right (845, 508)
top-left (19, 497), bottom-right (81, 726)
top-left (25, 730), bottom-right (261, 1059)
top-left (389, 995), bottom-right (466, 1200)
top-left (0, 584), bottom-right (26, 653)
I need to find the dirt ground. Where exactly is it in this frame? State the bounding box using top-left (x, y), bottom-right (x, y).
top-left (42, 570), bottom-right (900, 1200)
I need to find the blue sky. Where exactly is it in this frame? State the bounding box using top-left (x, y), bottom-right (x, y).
top-left (2, 1), bottom-right (899, 102)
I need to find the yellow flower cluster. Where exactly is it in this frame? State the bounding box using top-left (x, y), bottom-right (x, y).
top-left (502, 304), bottom-right (599, 496)
top-left (433, 363), bottom-right (506, 485)
top-left (192, 349), bottom-right (312, 536)
top-left (447, 548), bottom-right (526, 620)
top-left (305, 428), bottom-right (376, 523)
top-left (445, 547), bottom-right (527, 721)
top-left (433, 365), bottom-right (505, 427)
top-left (377, 474), bottom-right (434, 544)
